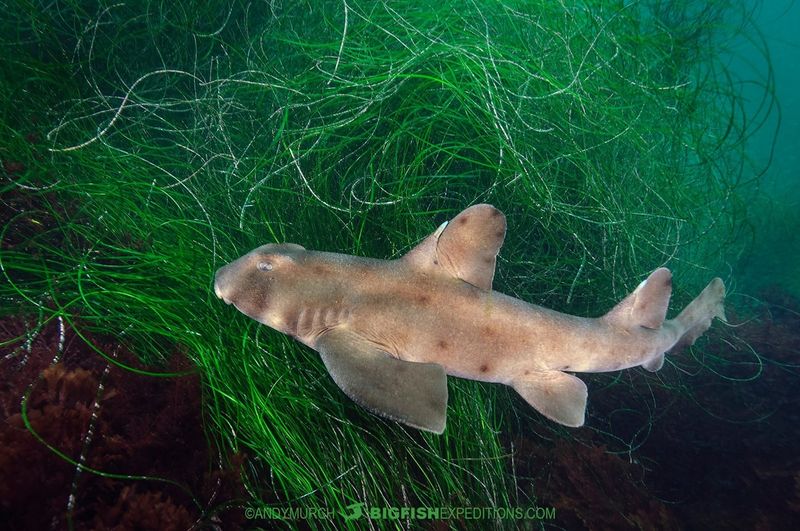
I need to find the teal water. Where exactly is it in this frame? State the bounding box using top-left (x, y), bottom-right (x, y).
top-left (734, 1), bottom-right (800, 295)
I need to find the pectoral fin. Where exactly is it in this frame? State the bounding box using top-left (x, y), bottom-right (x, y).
top-left (315, 329), bottom-right (448, 434)
top-left (512, 371), bottom-right (588, 427)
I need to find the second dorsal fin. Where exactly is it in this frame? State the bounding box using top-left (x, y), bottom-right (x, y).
top-left (403, 204), bottom-right (506, 291)
top-left (604, 268), bottom-right (673, 329)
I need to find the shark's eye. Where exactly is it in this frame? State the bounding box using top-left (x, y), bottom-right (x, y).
top-left (257, 261), bottom-right (273, 272)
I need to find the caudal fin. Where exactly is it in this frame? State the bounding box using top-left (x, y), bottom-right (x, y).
top-left (604, 269), bottom-right (725, 371)
top-left (669, 277), bottom-right (726, 352)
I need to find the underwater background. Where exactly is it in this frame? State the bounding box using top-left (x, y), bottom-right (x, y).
top-left (1, 1), bottom-right (797, 529)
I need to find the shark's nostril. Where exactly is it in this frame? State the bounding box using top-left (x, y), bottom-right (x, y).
top-left (214, 265), bottom-right (237, 305)
top-left (214, 280), bottom-right (231, 304)
top-left (214, 285), bottom-right (232, 305)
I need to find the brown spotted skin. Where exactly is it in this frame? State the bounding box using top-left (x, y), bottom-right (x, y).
top-left (215, 246), bottom-right (691, 385)
top-left (214, 205), bottom-right (725, 410)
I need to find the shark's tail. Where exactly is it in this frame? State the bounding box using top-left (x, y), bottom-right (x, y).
top-left (669, 277), bottom-right (727, 352)
top-left (640, 275), bottom-right (726, 372)
top-left (509, 269), bottom-right (726, 428)
top-left (603, 268), bottom-right (726, 372)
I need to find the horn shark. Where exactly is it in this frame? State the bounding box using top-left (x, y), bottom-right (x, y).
top-left (214, 204), bottom-right (726, 433)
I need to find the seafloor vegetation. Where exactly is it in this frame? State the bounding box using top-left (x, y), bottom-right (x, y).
top-left (1, 1), bottom-right (794, 529)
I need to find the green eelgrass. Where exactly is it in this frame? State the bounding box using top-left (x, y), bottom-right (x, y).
top-left (1, 0), bottom-right (770, 527)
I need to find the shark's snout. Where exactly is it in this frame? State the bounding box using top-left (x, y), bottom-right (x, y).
top-left (215, 284), bottom-right (232, 305)
top-left (214, 266), bottom-right (233, 305)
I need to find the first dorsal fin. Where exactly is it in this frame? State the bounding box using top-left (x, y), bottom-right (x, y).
top-left (403, 204), bottom-right (506, 291)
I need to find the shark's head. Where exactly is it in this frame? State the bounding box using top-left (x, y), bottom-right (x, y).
top-left (214, 243), bottom-right (306, 323)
